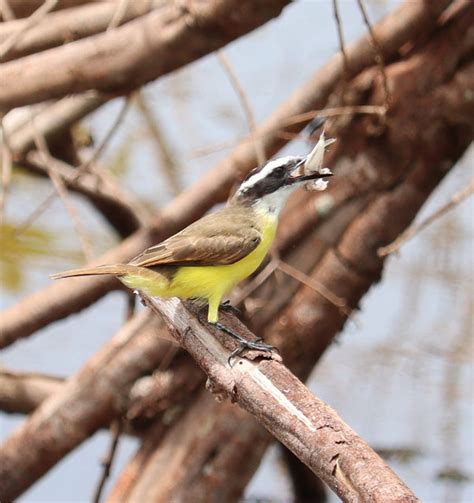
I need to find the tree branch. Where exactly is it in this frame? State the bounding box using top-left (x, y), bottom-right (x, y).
top-left (0, 0), bottom-right (156, 62)
top-left (0, 0), bottom-right (292, 111)
top-left (135, 296), bottom-right (418, 502)
top-left (22, 151), bottom-right (150, 237)
top-left (0, 310), bottom-right (181, 501)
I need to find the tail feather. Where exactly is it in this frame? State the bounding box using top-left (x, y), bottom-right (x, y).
top-left (50, 264), bottom-right (132, 280)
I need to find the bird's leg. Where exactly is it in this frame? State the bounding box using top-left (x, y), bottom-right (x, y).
top-left (213, 322), bottom-right (277, 365)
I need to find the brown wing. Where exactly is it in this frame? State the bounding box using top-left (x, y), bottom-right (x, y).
top-left (130, 207), bottom-right (262, 267)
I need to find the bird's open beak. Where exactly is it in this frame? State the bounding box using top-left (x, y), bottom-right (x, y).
top-left (287, 159), bottom-right (333, 185)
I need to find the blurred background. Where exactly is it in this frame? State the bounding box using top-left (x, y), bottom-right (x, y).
top-left (1, 0), bottom-right (472, 501)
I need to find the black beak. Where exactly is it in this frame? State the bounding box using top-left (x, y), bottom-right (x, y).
top-left (287, 158), bottom-right (333, 185)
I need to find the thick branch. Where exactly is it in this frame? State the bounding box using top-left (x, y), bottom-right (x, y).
top-left (137, 297), bottom-right (417, 503)
top-left (0, 0), bottom-right (156, 62)
top-left (0, 0), bottom-right (99, 20)
top-left (0, 370), bottom-right (62, 414)
top-left (0, 310), bottom-right (176, 501)
top-left (0, 0), bottom-right (291, 111)
top-left (0, 0), bottom-right (451, 349)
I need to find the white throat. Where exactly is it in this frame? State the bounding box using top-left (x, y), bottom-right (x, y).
top-left (252, 185), bottom-right (295, 216)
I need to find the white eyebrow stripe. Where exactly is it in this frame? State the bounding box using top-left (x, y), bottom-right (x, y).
top-left (239, 156), bottom-right (302, 192)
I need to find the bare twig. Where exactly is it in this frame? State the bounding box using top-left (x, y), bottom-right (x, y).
top-left (15, 97), bottom-right (131, 236)
top-left (0, 311), bottom-right (170, 501)
top-left (0, 1), bottom-right (156, 62)
top-left (356, 0), bottom-right (390, 110)
top-left (0, 0), bottom-right (292, 111)
top-left (23, 151), bottom-right (150, 237)
top-left (232, 258), bottom-right (279, 305)
top-left (93, 419), bottom-right (123, 503)
top-left (217, 50), bottom-right (266, 165)
top-left (378, 179), bottom-right (474, 256)
top-left (31, 117), bottom-right (93, 261)
top-left (0, 0), bottom-right (58, 61)
top-left (276, 259), bottom-right (352, 316)
top-left (134, 91), bottom-right (182, 196)
top-left (0, 115), bottom-right (13, 224)
top-left (191, 105), bottom-right (386, 158)
top-left (79, 97), bottom-right (131, 174)
top-left (107, 0), bottom-right (131, 31)
top-left (332, 0), bottom-right (350, 94)
top-left (0, 369), bottom-right (63, 414)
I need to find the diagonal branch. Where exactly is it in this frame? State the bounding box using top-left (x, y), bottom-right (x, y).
top-left (0, 0), bottom-right (292, 111)
top-left (0, 310), bottom-right (177, 501)
top-left (139, 296), bottom-right (418, 502)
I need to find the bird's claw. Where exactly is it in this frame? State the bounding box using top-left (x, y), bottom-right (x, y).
top-left (227, 339), bottom-right (277, 366)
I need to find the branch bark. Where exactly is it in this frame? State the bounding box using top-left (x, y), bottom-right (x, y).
top-left (22, 152), bottom-right (150, 237)
top-left (0, 310), bottom-right (177, 501)
top-left (0, 0), bottom-right (156, 62)
top-left (0, 0), bottom-right (291, 111)
top-left (133, 296), bottom-right (418, 503)
top-left (0, 0), bottom-right (100, 20)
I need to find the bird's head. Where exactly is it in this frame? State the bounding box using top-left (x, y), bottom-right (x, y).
top-left (231, 154), bottom-right (332, 214)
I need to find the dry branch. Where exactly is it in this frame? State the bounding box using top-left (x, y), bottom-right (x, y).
top-left (0, 369), bottom-right (62, 414)
top-left (22, 151), bottom-right (150, 237)
top-left (6, 93), bottom-right (106, 155)
top-left (0, 0), bottom-right (156, 62)
top-left (0, 0), bottom-right (99, 20)
top-left (129, 296), bottom-right (419, 502)
top-left (0, 0), bottom-right (292, 111)
top-left (0, 0), bottom-right (59, 61)
top-left (0, 311), bottom-right (178, 501)
top-left (0, 0), bottom-right (450, 349)
top-left (379, 178), bottom-right (474, 256)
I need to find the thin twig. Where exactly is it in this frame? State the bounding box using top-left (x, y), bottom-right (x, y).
top-left (126, 292), bottom-right (136, 321)
top-left (217, 50), bottom-right (266, 165)
top-left (191, 105), bottom-right (385, 158)
top-left (378, 179), bottom-right (474, 256)
top-left (92, 419), bottom-right (123, 503)
top-left (356, 0), bottom-right (390, 110)
top-left (276, 259), bottom-right (352, 316)
top-left (0, 115), bottom-right (13, 224)
top-left (0, 0), bottom-right (58, 61)
top-left (16, 97), bottom-right (131, 235)
top-left (107, 0), bottom-right (131, 30)
top-left (134, 91), bottom-right (182, 196)
top-left (31, 118), bottom-right (93, 261)
top-left (232, 258), bottom-right (280, 305)
top-left (332, 0), bottom-right (350, 98)
top-left (79, 97), bottom-right (131, 174)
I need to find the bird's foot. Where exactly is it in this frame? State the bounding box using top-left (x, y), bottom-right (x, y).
top-left (214, 322), bottom-right (277, 366)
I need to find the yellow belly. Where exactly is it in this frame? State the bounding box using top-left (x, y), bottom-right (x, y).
top-left (120, 211), bottom-right (277, 322)
top-left (169, 213), bottom-right (277, 321)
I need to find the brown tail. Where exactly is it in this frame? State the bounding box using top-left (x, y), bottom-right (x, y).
top-left (50, 264), bottom-right (134, 280)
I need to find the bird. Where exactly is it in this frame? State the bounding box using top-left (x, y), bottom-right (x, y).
top-left (51, 143), bottom-right (332, 358)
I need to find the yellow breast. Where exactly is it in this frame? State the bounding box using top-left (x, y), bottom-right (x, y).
top-left (168, 211), bottom-right (277, 321)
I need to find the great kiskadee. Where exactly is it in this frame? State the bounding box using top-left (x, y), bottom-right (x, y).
top-left (52, 142), bottom-right (332, 355)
